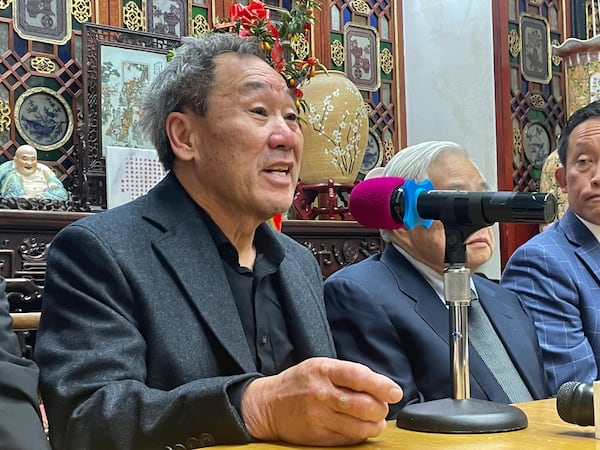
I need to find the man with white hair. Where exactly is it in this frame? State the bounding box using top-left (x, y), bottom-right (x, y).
top-left (325, 141), bottom-right (548, 418)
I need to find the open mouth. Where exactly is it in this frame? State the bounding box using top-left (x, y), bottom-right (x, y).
top-left (264, 166), bottom-right (291, 177)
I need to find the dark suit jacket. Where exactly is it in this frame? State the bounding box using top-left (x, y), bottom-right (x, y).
top-left (324, 245), bottom-right (548, 419)
top-left (0, 277), bottom-right (50, 450)
top-left (35, 173), bottom-right (335, 450)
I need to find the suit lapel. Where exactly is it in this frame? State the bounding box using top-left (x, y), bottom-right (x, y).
top-left (380, 246), bottom-right (451, 345)
top-left (142, 174), bottom-right (256, 373)
top-left (562, 210), bottom-right (600, 286)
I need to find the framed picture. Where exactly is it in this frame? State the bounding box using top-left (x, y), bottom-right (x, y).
top-left (344, 23), bottom-right (380, 91)
top-left (146, 0), bottom-right (188, 38)
top-left (520, 13), bottom-right (551, 84)
top-left (80, 24), bottom-right (179, 208)
top-left (14, 86), bottom-right (74, 151)
top-left (13, 0), bottom-right (72, 45)
top-left (83, 24), bottom-right (180, 160)
top-left (99, 45), bottom-right (166, 155)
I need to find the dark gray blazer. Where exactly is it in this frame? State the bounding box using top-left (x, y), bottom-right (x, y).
top-left (35, 173), bottom-right (335, 450)
top-left (324, 245), bottom-right (549, 419)
top-left (0, 277), bottom-right (50, 450)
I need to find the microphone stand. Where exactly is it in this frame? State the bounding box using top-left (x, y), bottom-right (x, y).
top-left (395, 223), bottom-right (528, 433)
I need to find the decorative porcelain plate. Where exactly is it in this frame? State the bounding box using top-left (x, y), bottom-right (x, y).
top-left (359, 129), bottom-right (384, 177)
top-left (523, 121), bottom-right (551, 170)
top-left (15, 87), bottom-right (73, 151)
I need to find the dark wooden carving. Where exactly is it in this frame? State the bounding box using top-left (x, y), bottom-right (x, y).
top-left (0, 211), bottom-right (382, 290)
top-left (292, 181), bottom-right (357, 220)
top-left (0, 210), bottom-right (91, 286)
top-left (281, 220), bottom-right (383, 279)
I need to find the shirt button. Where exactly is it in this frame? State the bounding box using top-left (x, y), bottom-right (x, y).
top-left (261, 335), bottom-right (268, 345)
top-left (186, 437), bottom-right (200, 448)
top-left (199, 433), bottom-right (215, 446)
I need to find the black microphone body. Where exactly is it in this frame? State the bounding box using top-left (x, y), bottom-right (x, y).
top-left (557, 381), bottom-right (595, 426)
top-left (390, 189), bottom-right (557, 226)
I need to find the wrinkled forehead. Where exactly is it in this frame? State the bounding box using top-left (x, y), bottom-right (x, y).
top-left (429, 152), bottom-right (488, 190)
top-left (215, 52), bottom-right (289, 93)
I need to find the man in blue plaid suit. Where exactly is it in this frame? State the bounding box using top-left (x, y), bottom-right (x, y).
top-left (502, 100), bottom-right (600, 395)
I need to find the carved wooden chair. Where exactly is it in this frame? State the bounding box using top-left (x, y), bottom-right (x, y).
top-left (10, 311), bottom-right (41, 332)
top-left (6, 277), bottom-right (43, 358)
top-left (5, 277), bottom-right (48, 435)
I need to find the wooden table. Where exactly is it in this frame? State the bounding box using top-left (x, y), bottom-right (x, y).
top-left (212, 399), bottom-right (600, 449)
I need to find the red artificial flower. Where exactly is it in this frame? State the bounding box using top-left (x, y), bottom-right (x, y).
top-left (230, 0), bottom-right (269, 28)
top-left (266, 23), bottom-right (279, 39)
top-left (306, 56), bottom-right (318, 66)
top-left (229, 3), bottom-right (245, 20)
top-left (270, 40), bottom-right (286, 73)
top-left (220, 0), bottom-right (322, 111)
top-left (247, 0), bottom-right (269, 20)
top-left (290, 87), bottom-right (303, 98)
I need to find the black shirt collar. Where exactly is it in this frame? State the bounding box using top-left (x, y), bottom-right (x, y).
top-left (198, 206), bottom-right (284, 268)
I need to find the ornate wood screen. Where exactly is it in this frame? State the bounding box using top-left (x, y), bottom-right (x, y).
top-left (493, 0), bottom-right (568, 266)
top-left (326, 0), bottom-right (404, 173)
top-left (0, 0), bottom-right (94, 211)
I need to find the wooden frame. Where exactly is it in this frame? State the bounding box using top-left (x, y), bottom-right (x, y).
top-left (80, 23), bottom-right (179, 209)
top-left (520, 13), bottom-right (552, 85)
top-left (146, 0), bottom-right (189, 38)
top-left (344, 22), bottom-right (381, 92)
top-left (13, 0), bottom-right (72, 45)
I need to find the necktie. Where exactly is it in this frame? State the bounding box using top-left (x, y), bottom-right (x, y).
top-left (468, 290), bottom-right (533, 403)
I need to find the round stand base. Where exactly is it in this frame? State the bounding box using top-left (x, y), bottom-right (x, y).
top-left (396, 398), bottom-right (528, 434)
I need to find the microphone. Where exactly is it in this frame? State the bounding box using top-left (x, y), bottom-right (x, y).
top-left (349, 176), bottom-right (557, 230)
top-left (556, 381), bottom-right (594, 426)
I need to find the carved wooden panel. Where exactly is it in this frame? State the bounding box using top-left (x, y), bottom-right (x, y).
top-left (0, 211), bottom-right (382, 294)
top-left (282, 220), bottom-right (383, 278)
top-left (0, 210), bottom-right (90, 285)
top-left (0, 7), bottom-right (90, 210)
top-left (493, 0), bottom-right (567, 266)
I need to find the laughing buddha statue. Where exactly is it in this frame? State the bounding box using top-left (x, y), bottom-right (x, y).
top-left (0, 145), bottom-right (68, 201)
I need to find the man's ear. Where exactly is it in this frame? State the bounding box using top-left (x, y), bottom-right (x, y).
top-left (555, 166), bottom-right (567, 193)
top-left (165, 112), bottom-right (195, 162)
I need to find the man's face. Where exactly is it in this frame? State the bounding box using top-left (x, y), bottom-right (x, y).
top-left (176, 53), bottom-right (303, 224)
top-left (556, 117), bottom-right (600, 225)
top-left (14, 146), bottom-right (38, 176)
top-left (391, 152), bottom-right (495, 273)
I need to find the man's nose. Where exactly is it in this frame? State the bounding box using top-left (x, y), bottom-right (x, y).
top-left (269, 120), bottom-right (301, 150)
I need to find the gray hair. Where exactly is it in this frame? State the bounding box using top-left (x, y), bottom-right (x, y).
top-left (380, 141), bottom-right (470, 242)
top-left (141, 33), bottom-right (265, 170)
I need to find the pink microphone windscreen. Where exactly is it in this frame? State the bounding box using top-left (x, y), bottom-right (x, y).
top-left (349, 176), bottom-right (406, 229)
